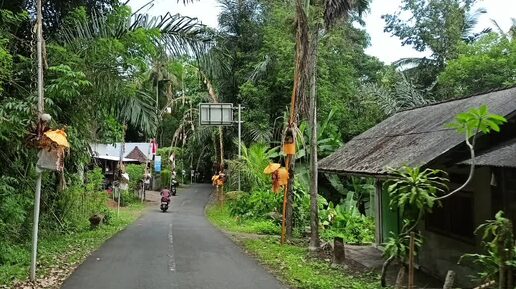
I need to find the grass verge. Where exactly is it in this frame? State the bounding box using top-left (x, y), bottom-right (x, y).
top-left (206, 203), bottom-right (380, 289)
top-left (206, 203), bottom-right (281, 235)
top-left (0, 204), bottom-right (145, 288)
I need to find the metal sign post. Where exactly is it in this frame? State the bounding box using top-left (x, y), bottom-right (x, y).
top-left (198, 103), bottom-right (243, 190)
top-left (237, 105), bottom-right (243, 192)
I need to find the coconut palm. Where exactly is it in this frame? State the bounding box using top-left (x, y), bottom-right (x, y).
top-left (288, 0), bottom-right (369, 248)
top-left (57, 5), bottom-right (214, 136)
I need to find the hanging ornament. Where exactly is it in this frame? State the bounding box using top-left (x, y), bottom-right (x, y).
top-left (283, 127), bottom-right (296, 155)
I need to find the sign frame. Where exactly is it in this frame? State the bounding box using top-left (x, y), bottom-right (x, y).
top-left (199, 103), bottom-right (234, 126)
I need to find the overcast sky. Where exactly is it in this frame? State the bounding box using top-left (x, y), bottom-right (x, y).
top-left (128, 0), bottom-right (516, 64)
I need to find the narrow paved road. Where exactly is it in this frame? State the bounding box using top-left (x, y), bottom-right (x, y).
top-left (61, 184), bottom-right (285, 289)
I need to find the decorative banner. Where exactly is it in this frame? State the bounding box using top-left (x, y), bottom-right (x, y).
top-left (154, 156), bottom-right (162, 173)
top-left (151, 139), bottom-right (158, 156)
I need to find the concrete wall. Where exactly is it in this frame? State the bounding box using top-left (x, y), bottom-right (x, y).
top-left (418, 166), bottom-right (492, 287)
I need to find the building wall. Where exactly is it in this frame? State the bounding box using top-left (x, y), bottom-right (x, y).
top-left (418, 166), bottom-right (492, 286)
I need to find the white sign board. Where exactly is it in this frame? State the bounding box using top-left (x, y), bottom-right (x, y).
top-left (199, 103), bottom-right (233, 126)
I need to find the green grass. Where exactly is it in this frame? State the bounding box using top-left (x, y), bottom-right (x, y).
top-left (0, 204), bottom-right (144, 286)
top-left (206, 203), bottom-right (281, 235)
top-left (243, 237), bottom-right (379, 289)
top-left (206, 203), bottom-right (380, 289)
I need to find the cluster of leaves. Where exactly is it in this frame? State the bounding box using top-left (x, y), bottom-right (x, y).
top-left (0, 167), bottom-right (110, 267)
top-left (460, 211), bottom-right (516, 285)
top-left (320, 199), bottom-right (375, 245)
top-left (125, 164), bottom-right (145, 193)
top-left (228, 190), bottom-right (283, 221)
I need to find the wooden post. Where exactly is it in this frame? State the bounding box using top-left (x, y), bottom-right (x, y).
top-left (375, 180), bottom-right (383, 245)
top-left (408, 232), bottom-right (415, 289)
top-left (499, 237), bottom-right (507, 289)
top-left (281, 185), bottom-right (288, 244)
top-left (443, 270), bottom-right (455, 289)
top-left (333, 237), bottom-right (345, 265)
top-left (395, 267), bottom-right (406, 289)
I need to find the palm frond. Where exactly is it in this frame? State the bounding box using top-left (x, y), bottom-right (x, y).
top-left (462, 8), bottom-right (491, 43)
top-left (117, 90), bottom-right (158, 136)
top-left (248, 55), bottom-right (272, 83)
top-left (60, 9), bottom-right (214, 58)
top-left (324, 0), bottom-right (353, 28)
top-left (131, 12), bottom-right (214, 57)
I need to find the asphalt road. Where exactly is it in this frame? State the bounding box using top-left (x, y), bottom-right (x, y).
top-left (61, 184), bottom-right (286, 289)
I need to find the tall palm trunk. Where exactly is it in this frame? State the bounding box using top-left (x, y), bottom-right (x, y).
top-left (219, 126), bottom-right (224, 170)
top-left (283, 0), bottom-right (310, 243)
top-left (308, 27), bottom-right (320, 250)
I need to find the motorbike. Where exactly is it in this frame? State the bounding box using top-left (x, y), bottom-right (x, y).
top-left (160, 189), bottom-right (171, 212)
top-left (171, 180), bottom-right (178, 196)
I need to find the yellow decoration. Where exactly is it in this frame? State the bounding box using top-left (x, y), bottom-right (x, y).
top-left (283, 143), bottom-right (295, 155)
top-left (264, 163), bottom-right (281, 174)
top-left (212, 175), bottom-right (219, 186)
top-left (277, 167), bottom-right (289, 186)
top-left (271, 167), bottom-right (289, 193)
top-left (43, 130), bottom-right (70, 148)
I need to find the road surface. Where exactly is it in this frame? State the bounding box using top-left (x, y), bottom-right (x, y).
top-left (61, 184), bottom-right (286, 289)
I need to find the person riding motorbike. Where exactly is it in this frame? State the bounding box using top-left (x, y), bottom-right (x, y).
top-left (170, 178), bottom-right (178, 195)
top-left (160, 188), bottom-right (171, 204)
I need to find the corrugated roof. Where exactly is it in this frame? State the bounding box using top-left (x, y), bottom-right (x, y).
top-left (90, 143), bottom-right (151, 161)
top-left (319, 87), bottom-right (516, 175)
top-left (94, 155), bottom-right (139, 162)
top-left (462, 139), bottom-right (516, 168)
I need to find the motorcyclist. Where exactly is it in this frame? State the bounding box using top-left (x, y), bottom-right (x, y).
top-left (160, 187), bottom-right (171, 205)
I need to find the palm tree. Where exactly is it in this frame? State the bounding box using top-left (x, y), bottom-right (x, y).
top-left (287, 0), bottom-right (369, 248)
top-left (58, 5), bottom-right (214, 136)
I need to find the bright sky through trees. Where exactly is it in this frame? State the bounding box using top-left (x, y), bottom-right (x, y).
top-left (128, 0), bottom-right (516, 63)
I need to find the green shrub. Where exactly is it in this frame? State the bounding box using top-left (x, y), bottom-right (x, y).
top-left (161, 169), bottom-right (171, 189)
top-left (120, 189), bottom-right (139, 207)
top-left (125, 164), bottom-right (145, 193)
top-left (321, 202), bottom-right (375, 244)
top-left (229, 190), bottom-right (282, 221)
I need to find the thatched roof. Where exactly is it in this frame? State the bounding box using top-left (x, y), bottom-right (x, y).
top-left (462, 139), bottom-right (516, 168)
top-left (319, 87), bottom-right (516, 176)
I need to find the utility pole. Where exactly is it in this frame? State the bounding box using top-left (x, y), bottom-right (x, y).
top-left (117, 143), bottom-right (124, 217)
top-left (30, 0), bottom-right (44, 281)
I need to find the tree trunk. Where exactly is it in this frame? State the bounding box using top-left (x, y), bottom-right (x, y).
top-left (381, 256), bottom-right (394, 287)
top-left (218, 125), bottom-right (224, 170)
top-left (308, 27), bottom-right (320, 251)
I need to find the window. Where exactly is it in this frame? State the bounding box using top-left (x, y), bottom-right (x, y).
top-left (426, 190), bottom-right (475, 242)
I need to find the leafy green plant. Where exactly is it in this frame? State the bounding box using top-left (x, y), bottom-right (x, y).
top-left (125, 164), bottom-right (145, 193)
top-left (460, 211), bottom-right (515, 288)
top-left (226, 142), bottom-right (280, 192)
top-left (386, 166), bottom-right (447, 219)
top-left (228, 190), bottom-right (283, 221)
top-left (161, 169), bottom-right (172, 189)
top-left (321, 199), bottom-right (375, 245)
